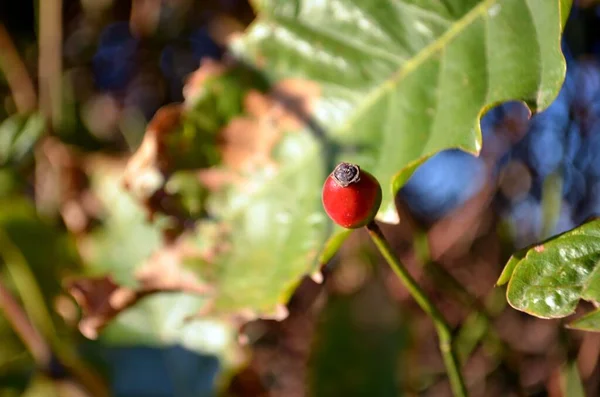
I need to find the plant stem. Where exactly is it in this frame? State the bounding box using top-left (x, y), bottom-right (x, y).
top-left (38, 0), bottom-right (62, 129)
top-left (365, 221), bottom-right (468, 397)
top-left (0, 281), bottom-right (51, 364)
top-left (0, 23), bottom-right (37, 113)
top-left (0, 228), bottom-right (110, 397)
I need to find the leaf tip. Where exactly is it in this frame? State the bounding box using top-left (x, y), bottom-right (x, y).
top-left (496, 270), bottom-right (510, 287)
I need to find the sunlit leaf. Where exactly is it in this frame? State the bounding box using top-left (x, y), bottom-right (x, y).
top-left (567, 308), bottom-right (600, 332)
top-left (0, 113), bottom-right (45, 166)
top-left (121, 0), bottom-right (572, 320)
top-left (76, 160), bottom-right (241, 365)
top-left (498, 219), bottom-right (600, 319)
top-left (81, 161), bottom-right (163, 287)
top-left (233, 0), bottom-right (571, 223)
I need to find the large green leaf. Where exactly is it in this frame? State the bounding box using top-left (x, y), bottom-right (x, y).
top-left (121, 64), bottom-right (330, 318)
top-left (82, 161), bottom-right (163, 287)
top-left (77, 160), bottom-right (241, 365)
top-left (497, 219), bottom-right (600, 321)
top-left (232, 0), bottom-right (571, 223)
top-left (117, 0), bottom-right (572, 321)
top-left (184, 131), bottom-right (328, 314)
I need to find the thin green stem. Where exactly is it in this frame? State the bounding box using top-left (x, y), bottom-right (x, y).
top-left (0, 227), bottom-right (110, 397)
top-left (365, 221), bottom-right (468, 397)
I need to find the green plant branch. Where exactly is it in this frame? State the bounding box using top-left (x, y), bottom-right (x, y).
top-left (409, 225), bottom-right (526, 392)
top-left (0, 228), bottom-right (110, 397)
top-left (0, 23), bottom-right (37, 113)
top-left (406, 181), bottom-right (523, 363)
top-left (38, 0), bottom-right (62, 129)
top-left (0, 279), bottom-right (51, 364)
top-left (414, 219), bottom-right (525, 390)
top-left (365, 221), bottom-right (468, 397)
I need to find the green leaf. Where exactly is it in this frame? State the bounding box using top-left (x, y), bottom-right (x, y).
top-left (185, 131), bottom-right (328, 314)
top-left (499, 219), bottom-right (600, 319)
top-left (541, 170), bottom-right (564, 239)
top-left (168, 64), bottom-right (269, 171)
top-left (123, 64), bottom-right (330, 317)
top-left (100, 293), bottom-right (238, 363)
top-left (0, 113), bottom-right (45, 166)
top-left (496, 247), bottom-right (527, 286)
top-left (0, 168), bottom-right (24, 198)
top-left (567, 309), bottom-right (600, 332)
top-left (0, 198), bottom-right (79, 302)
top-left (82, 162), bottom-right (163, 287)
top-left (0, 198), bottom-right (80, 386)
top-left (233, 0), bottom-right (571, 223)
top-left (318, 228), bottom-right (352, 266)
top-left (79, 160), bottom-right (240, 364)
top-left (118, 0), bottom-right (572, 322)
top-left (560, 361), bottom-right (586, 397)
top-left (0, 318), bottom-right (30, 379)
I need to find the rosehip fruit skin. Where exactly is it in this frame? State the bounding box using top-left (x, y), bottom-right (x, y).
top-left (322, 163), bottom-right (382, 229)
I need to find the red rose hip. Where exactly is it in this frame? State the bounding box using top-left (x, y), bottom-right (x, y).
top-left (322, 162), bottom-right (382, 229)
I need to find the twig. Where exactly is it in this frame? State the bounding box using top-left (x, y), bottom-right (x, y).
top-left (0, 228), bottom-right (110, 397)
top-left (67, 276), bottom-right (210, 339)
top-left (365, 221), bottom-right (468, 397)
top-left (130, 0), bottom-right (161, 37)
top-left (68, 241), bottom-right (215, 339)
top-left (38, 0), bottom-right (62, 128)
top-left (0, 281), bottom-right (51, 364)
top-left (0, 283), bottom-right (98, 397)
top-left (0, 23), bottom-right (37, 113)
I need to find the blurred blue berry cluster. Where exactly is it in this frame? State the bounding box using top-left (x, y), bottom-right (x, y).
top-left (92, 21), bottom-right (222, 118)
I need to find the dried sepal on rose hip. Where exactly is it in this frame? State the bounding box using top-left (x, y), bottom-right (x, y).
top-left (322, 162), bottom-right (382, 229)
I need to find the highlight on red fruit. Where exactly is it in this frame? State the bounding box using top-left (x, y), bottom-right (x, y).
top-left (321, 162), bottom-right (382, 229)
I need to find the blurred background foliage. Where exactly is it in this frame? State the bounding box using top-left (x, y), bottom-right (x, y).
top-left (1, 0), bottom-right (600, 397)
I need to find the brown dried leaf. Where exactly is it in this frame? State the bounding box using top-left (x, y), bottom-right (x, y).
top-left (124, 55), bottom-right (232, 199)
top-left (121, 104), bottom-right (183, 219)
top-left (34, 138), bottom-right (107, 234)
top-left (219, 115), bottom-right (278, 172)
top-left (134, 242), bottom-right (215, 294)
top-left (219, 79), bottom-right (320, 172)
top-left (67, 276), bottom-right (121, 339)
top-left (122, 59), bottom-right (232, 220)
top-left (68, 241), bottom-right (215, 339)
top-left (183, 58), bottom-right (228, 104)
top-left (99, 75), bottom-right (322, 330)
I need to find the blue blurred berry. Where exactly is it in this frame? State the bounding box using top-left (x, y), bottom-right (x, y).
top-left (93, 22), bottom-right (138, 91)
top-left (400, 150), bottom-right (486, 221)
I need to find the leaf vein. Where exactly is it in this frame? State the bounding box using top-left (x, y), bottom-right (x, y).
top-left (336, 0), bottom-right (498, 136)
